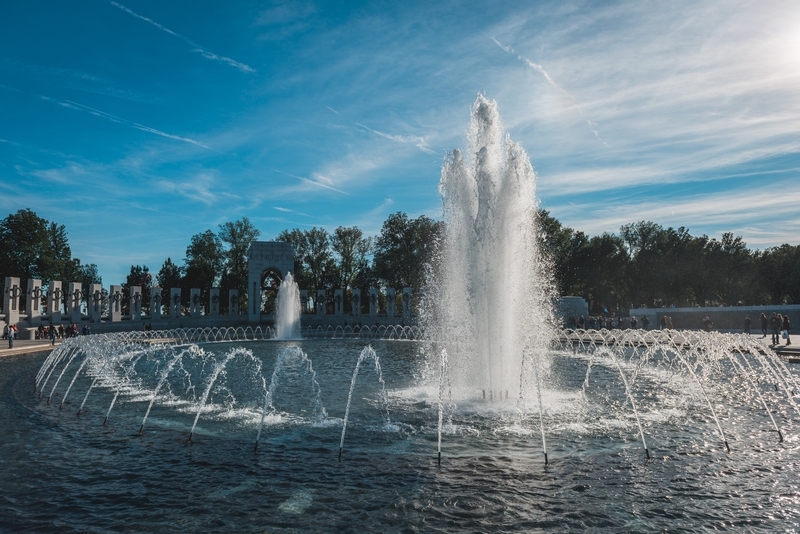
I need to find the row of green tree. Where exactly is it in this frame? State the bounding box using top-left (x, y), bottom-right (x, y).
top-left (2, 208), bottom-right (799, 316)
top-left (538, 212), bottom-right (800, 313)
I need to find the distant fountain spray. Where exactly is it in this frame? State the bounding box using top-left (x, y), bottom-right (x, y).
top-left (275, 272), bottom-right (301, 340)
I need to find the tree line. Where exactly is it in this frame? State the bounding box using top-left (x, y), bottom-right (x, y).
top-left (2, 208), bottom-right (799, 317)
top-left (538, 211), bottom-right (800, 314)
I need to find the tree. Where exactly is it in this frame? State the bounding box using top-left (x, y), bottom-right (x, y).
top-left (182, 231), bottom-right (224, 308)
top-left (0, 209), bottom-right (82, 305)
top-left (372, 213), bottom-right (441, 292)
top-left (218, 217), bottom-right (261, 312)
top-left (332, 226), bottom-right (372, 294)
top-left (276, 228), bottom-right (310, 288)
top-left (122, 265), bottom-right (152, 314)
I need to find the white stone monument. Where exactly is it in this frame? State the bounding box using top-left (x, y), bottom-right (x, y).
top-left (109, 285), bottom-right (123, 322)
top-left (228, 290), bottom-right (239, 316)
top-left (48, 281), bottom-right (63, 324)
top-left (369, 288), bottom-right (379, 317)
top-left (190, 288), bottom-right (201, 316)
top-left (209, 288), bottom-right (220, 316)
top-left (90, 284), bottom-right (103, 323)
top-left (170, 288), bottom-right (181, 318)
top-left (150, 287), bottom-right (162, 320)
top-left (26, 279), bottom-right (43, 326)
top-left (67, 282), bottom-right (82, 323)
top-left (403, 287), bottom-right (412, 318)
top-left (334, 289), bottom-right (344, 316)
top-left (351, 289), bottom-right (361, 316)
top-left (317, 290), bottom-right (326, 315)
top-left (385, 288), bottom-right (396, 319)
top-left (247, 241), bottom-right (294, 323)
top-left (130, 285), bottom-right (142, 321)
top-left (3, 277), bottom-right (21, 325)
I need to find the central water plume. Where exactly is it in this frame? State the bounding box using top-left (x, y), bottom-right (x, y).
top-left (432, 94), bottom-right (556, 399)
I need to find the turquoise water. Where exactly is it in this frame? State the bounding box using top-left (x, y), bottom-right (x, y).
top-left (3, 340), bottom-right (800, 532)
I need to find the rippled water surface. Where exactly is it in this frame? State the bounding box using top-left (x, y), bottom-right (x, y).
top-left (3, 341), bottom-right (800, 532)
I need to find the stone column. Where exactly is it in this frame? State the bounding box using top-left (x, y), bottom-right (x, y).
top-left (67, 282), bottom-right (82, 323)
top-left (369, 289), bottom-right (379, 317)
top-left (90, 284), bottom-right (103, 323)
top-left (130, 286), bottom-right (142, 321)
top-left (317, 290), bottom-right (326, 315)
top-left (334, 289), bottom-right (343, 316)
top-left (3, 277), bottom-right (21, 325)
top-left (403, 287), bottom-right (412, 318)
top-left (150, 287), bottom-right (162, 320)
top-left (386, 289), bottom-right (396, 319)
top-left (26, 279), bottom-right (43, 326)
top-left (352, 289), bottom-right (361, 317)
top-left (189, 289), bottom-right (201, 316)
top-left (229, 290), bottom-right (239, 316)
top-left (170, 288), bottom-right (181, 318)
top-left (209, 288), bottom-right (220, 316)
top-left (300, 290), bottom-right (309, 314)
top-left (109, 285), bottom-right (123, 322)
top-left (48, 281), bottom-right (63, 324)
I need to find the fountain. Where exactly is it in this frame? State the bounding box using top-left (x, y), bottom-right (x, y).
top-left (6, 96), bottom-right (800, 531)
top-left (275, 272), bottom-right (301, 340)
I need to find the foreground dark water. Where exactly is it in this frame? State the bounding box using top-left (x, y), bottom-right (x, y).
top-left (3, 341), bottom-right (800, 532)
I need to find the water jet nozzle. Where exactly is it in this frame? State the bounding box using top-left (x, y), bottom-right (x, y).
top-left (645, 448), bottom-right (651, 460)
top-left (46, 397), bottom-right (51, 405)
top-left (138, 425), bottom-right (143, 436)
top-left (102, 417), bottom-right (108, 426)
top-left (187, 432), bottom-right (193, 443)
top-left (544, 452), bottom-right (548, 465)
top-left (778, 430), bottom-right (784, 443)
top-left (338, 447), bottom-right (343, 462)
top-left (253, 442), bottom-right (259, 453)
top-left (438, 451), bottom-right (441, 466)
top-left (724, 441), bottom-right (730, 453)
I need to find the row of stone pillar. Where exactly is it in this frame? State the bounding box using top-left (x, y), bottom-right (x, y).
top-left (2, 277), bottom-right (241, 325)
top-left (300, 287), bottom-right (413, 318)
top-left (3, 277), bottom-right (414, 324)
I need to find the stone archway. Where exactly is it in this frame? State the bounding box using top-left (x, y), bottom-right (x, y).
top-left (247, 242), bottom-right (294, 322)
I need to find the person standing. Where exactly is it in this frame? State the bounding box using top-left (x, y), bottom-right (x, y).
top-left (760, 313), bottom-right (768, 338)
top-left (6, 323), bottom-right (12, 349)
top-left (783, 315), bottom-right (792, 346)
top-left (744, 315), bottom-right (751, 335)
top-left (49, 325), bottom-right (56, 346)
top-left (770, 313), bottom-right (782, 345)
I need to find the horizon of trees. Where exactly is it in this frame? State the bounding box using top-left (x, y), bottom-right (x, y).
top-left (2, 208), bottom-right (800, 317)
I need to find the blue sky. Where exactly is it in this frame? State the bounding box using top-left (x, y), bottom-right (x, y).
top-left (2, 0), bottom-right (800, 285)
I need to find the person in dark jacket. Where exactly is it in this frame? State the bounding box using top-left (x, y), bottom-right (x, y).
top-left (783, 315), bottom-right (792, 346)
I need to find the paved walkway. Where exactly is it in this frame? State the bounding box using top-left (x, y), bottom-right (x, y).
top-left (0, 338), bottom-right (61, 358)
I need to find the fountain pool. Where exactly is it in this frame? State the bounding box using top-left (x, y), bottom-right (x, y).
top-left (4, 328), bottom-right (800, 531)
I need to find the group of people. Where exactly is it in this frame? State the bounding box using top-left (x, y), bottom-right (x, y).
top-left (3, 323), bottom-right (93, 350)
top-left (759, 312), bottom-right (792, 345)
top-left (566, 315), bottom-right (653, 331)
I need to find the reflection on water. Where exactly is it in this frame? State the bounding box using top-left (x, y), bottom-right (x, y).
top-left (4, 336), bottom-right (800, 532)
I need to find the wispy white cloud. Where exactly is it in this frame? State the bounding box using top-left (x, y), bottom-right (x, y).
top-left (110, 1), bottom-right (255, 73)
top-left (157, 174), bottom-right (218, 205)
top-left (53, 98), bottom-right (210, 149)
top-left (493, 37), bottom-right (607, 146)
top-left (356, 123), bottom-right (437, 155)
top-left (271, 169), bottom-right (349, 195)
top-left (274, 206), bottom-right (312, 217)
